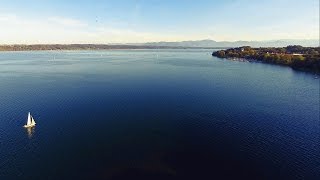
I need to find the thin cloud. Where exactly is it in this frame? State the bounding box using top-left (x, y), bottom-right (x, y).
top-left (48, 16), bottom-right (88, 27)
top-left (0, 14), bottom-right (18, 22)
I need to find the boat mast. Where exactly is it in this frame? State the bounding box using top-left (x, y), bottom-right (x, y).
top-left (27, 112), bottom-right (32, 125)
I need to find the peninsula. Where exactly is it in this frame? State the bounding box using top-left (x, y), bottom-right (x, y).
top-left (212, 46), bottom-right (320, 72)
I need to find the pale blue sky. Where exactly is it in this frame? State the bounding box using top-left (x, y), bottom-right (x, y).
top-left (0, 0), bottom-right (318, 44)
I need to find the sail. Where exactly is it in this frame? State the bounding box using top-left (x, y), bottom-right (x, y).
top-left (27, 112), bottom-right (32, 126)
top-left (31, 115), bottom-right (36, 125)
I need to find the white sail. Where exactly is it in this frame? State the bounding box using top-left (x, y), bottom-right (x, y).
top-left (31, 115), bottom-right (36, 125)
top-left (27, 112), bottom-right (32, 126)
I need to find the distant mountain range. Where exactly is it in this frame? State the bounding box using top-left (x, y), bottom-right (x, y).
top-left (125, 39), bottom-right (319, 48)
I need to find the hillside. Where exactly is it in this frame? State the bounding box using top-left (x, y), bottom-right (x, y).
top-left (212, 45), bottom-right (320, 72)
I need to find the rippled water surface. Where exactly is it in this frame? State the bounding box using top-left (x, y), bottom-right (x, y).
top-left (0, 49), bottom-right (319, 179)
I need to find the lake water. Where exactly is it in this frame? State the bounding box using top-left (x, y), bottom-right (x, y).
top-left (0, 49), bottom-right (319, 179)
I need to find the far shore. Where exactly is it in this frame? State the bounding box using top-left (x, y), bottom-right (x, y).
top-left (212, 46), bottom-right (320, 73)
top-left (0, 44), bottom-right (225, 51)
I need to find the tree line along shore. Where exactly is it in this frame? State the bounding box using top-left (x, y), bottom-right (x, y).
top-left (0, 44), bottom-right (214, 51)
top-left (212, 45), bottom-right (320, 72)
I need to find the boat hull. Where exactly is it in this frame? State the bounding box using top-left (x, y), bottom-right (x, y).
top-left (23, 124), bottom-right (36, 128)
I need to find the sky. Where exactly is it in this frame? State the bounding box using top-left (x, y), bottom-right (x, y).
top-left (0, 0), bottom-right (319, 44)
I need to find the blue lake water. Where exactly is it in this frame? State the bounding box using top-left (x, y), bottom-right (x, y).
top-left (0, 49), bottom-right (319, 179)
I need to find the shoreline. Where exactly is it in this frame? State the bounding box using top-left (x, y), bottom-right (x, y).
top-left (0, 44), bottom-right (226, 52)
top-left (219, 57), bottom-right (320, 75)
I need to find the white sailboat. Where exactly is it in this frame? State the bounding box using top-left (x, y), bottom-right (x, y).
top-left (24, 112), bottom-right (36, 128)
